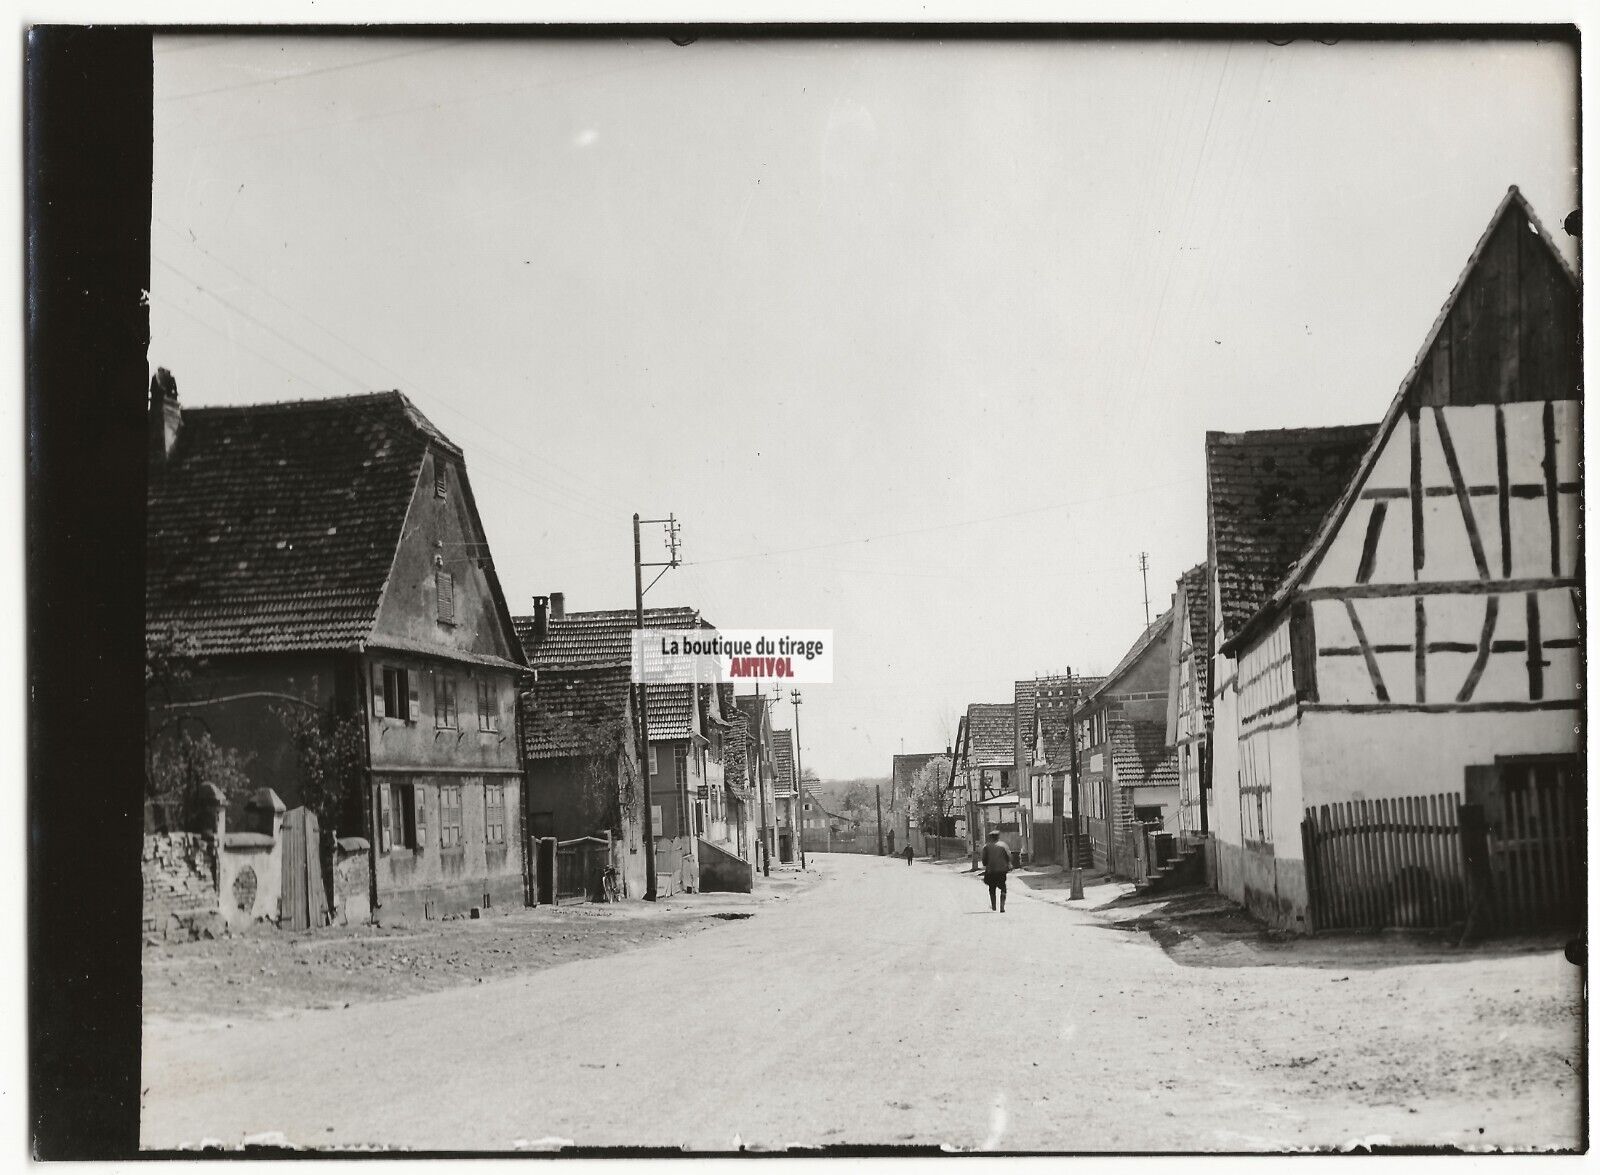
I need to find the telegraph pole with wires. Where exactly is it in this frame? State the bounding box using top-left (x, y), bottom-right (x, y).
top-left (1067, 666), bottom-right (1085, 901)
top-left (633, 512), bottom-right (681, 902)
top-left (791, 688), bottom-right (806, 871)
top-left (1139, 551), bottom-right (1152, 628)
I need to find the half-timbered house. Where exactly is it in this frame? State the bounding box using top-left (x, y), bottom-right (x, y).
top-left (1214, 188), bottom-right (1582, 931)
top-left (1165, 563), bottom-right (1212, 851)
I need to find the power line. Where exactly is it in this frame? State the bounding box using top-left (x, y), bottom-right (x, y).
top-left (151, 280), bottom-right (621, 528)
top-left (683, 477), bottom-right (1201, 568)
top-left (158, 42), bottom-right (470, 102)
top-left (152, 221), bottom-right (633, 517)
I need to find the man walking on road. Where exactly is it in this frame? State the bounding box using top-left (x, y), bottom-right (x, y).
top-left (903, 845), bottom-right (914, 866)
top-left (980, 831), bottom-right (1011, 912)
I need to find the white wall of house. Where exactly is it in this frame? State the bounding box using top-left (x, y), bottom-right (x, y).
top-left (1209, 566), bottom-right (1246, 906)
top-left (1300, 709), bottom-right (1577, 811)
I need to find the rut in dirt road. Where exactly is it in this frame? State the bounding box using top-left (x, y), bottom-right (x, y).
top-left (141, 854), bottom-right (1581, 1152)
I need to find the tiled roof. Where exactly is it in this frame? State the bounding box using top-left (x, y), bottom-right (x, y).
top-left (1178, 563), bottom-right (1212, 720)
top-left (147, 390), bottom-right (464, 656)
top-left (514, 606), bottom-right (705, 672)
top-left (1087, 610), bottom-right (1174, 703)
top-left (1013, 680), bottom-right (1036, 758)
top-left (1037, 709), bottom-right (1076, 772)
top-left (773, 730), bottom-right (796, 793)
top-left (641, 682), bottom-right (694, 742)
top-left (1206, 426), bottom-right (1377, 639)
top-left (721, 715), bottom-right (749, 790)
top-left (1109, 719), bottom-right (1179, 789)
top-left (891, 752), bottom-right (946, 802)
top-left (962, 703), bottom-right (1015, 768)
top-left (520, 667), bottom-right (633, 761)
top-left (1223, 188), bottom-right (1579, 655)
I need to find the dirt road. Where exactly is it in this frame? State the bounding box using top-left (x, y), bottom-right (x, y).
top-left (141, 854), bottom-right (1582, 1152)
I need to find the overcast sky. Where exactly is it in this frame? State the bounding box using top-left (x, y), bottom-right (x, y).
top-left (151, 34), bottom-right (1578, 778)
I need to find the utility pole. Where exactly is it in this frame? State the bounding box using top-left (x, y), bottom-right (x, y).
top-left (1068, 668), bottom-right (1085, 901)
top-left (1139, 551), bottom-right (1151, 628)
top-left (755, 697), bottom-right (770, 877)
top-left (633, 512), bottom-right (682, 902)
top-left (791, 688), bottom-right (806, 871)
top-left (875, 784), bottom-right (884, 856)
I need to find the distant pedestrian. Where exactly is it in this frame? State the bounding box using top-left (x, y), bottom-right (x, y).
top-left (903, 845), bottom-right (914, 866)
top-left (980, 831), bottom-right (1011, 913)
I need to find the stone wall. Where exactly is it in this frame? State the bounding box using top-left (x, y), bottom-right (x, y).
top-left (331, 838), bottom-right (372, 925)
top-left (142, 832), bottom-right (222, 940)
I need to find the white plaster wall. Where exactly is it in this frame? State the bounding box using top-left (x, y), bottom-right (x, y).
top-left (219, 842), bottom-right (282, 930)
top-left (1299, 708), bottom-right (1579, 811)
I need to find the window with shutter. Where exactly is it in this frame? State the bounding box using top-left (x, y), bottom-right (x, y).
top-left (372, 665), bottom-right (386, 719)
top-left (484, 782), bottom-right (505, 845)
top-left (380, 667), bottom-right (413, 722)
top-left (436, 570), bottom-right (455, 624)
top-left (477, 678), bottom-right (495, 732)
top-left (439, 785), bottom-right (463, 848)
top-left (434, 460), bottom-right (448, 499)
top-left (434, 673), bottom-right (458, 729)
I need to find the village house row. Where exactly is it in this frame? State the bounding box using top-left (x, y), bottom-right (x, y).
top-left (889, 188), bottom-right (1582, 934)
top-left (142, 382), bottom-right (830, 935)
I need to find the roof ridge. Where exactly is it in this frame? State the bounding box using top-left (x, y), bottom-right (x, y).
top-left (181, 389), bottom-right (463, 454)
top-left (1220, 188), bottom-right (1577, 655)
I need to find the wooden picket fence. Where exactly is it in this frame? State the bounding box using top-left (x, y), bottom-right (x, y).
top-left (1301, 793), bottom-right (1469, 931)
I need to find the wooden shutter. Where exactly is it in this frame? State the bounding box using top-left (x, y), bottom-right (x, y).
top-left (408, 672), bottom-right (420, 723)
top-left (377, 784), bottom-right (392, 852)
top-left (436, 571), bottom-right (455, 623)
top-left (1290, 601), bottom-right (1319, 703)
top-left (414, 784), bottom-right (427, 846)
top-left (372, 665), bottom-right (386, 719)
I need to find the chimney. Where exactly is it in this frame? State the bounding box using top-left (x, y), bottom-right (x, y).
top-left (550, 591), bottom-right (565, 620)
top-left (148, 367), bottom-right (181, 467)
top-left (530, 595), bottom-right (550, 645)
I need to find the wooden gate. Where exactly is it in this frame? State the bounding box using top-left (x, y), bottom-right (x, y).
top-left (556, 836), bottom-right (608, 903)
top-left (535, 837), bottom-right (556, 905)
top-left (1465, 757), bottom-right (1584, 932)
top-left (280, 807), bottom-right (329, 931)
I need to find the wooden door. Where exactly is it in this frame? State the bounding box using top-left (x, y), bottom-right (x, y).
top-left (279, 808), bottom-right (329, 931)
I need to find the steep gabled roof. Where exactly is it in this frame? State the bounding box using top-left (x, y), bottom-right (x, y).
top-left (773, 729), bottom-right (796, 793)
top-left (1013, 680), bottom-right (1037, 758)
top-left (513, 606), bottom-right (705, 672)
top-left (520, 667), bottom-right (633, 761)
top-left (961, 703), bottom-right (1016, 768)
top-left (892, 752), bottom-right (946, 800)
top-left (1109, 718), bottom-right (1179, 789)
top-left (1086, 609), bottom-right (1175, 704)
top-left (1206, 426), bottom-right (1377, 640)
top-left (722, 715), bottom-right (750, 789)
top-left (147, 389), bottom-right (522, 661)
top-left (1222, 187), bottom-right (1581, 655)
top-left (1177, 562), bottom-right (1212, 720)
top-left (642, 682), bottom-right (695, 742)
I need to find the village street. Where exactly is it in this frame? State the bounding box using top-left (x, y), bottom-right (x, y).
top-left (141, 854), bottom-right (1581, 1153)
